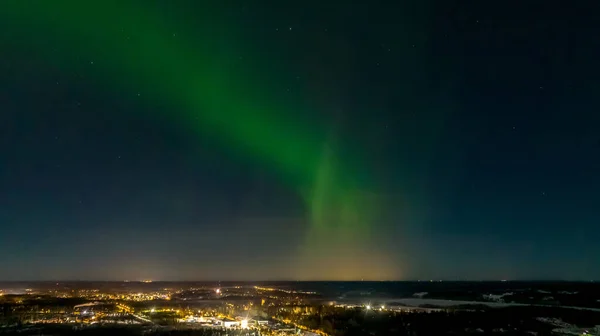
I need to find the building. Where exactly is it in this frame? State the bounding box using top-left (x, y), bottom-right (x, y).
top-left (215, 317), bottom-right (239, 328)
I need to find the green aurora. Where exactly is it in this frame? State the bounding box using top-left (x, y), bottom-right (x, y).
top-left (2, 1), bottom-right (395, 279)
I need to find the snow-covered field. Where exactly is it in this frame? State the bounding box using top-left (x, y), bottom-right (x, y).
top-left (383, 298), bottom-right (524, 308)
top-left (338, 297), bottom-right (600, 312)
top-left (538, 317), bottom-right (600, 336)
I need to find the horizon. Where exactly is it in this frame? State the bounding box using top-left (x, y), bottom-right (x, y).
top-left (1, 279), bottom-right (597, 283)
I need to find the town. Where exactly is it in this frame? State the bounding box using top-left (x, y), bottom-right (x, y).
top-left (0, 282), bottom-right (326, 335)
top-left (2, 281), bottom-right (600, 335)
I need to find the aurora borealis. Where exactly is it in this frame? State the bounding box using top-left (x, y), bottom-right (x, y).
top-left (1, 0), bottom-right (390, 279)
top-left (2, 1), bottom-right (600, 280)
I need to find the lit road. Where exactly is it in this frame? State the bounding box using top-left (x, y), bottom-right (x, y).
top-left (116, 303), bottom-right (154, 324)
top-left (271, 316), bottom-right (328, 336)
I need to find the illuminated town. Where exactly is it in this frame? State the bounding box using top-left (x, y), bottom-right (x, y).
top-left (0, 282), bottom-right (354, 335)
top-left (1, 281), bottom-right (600, 335)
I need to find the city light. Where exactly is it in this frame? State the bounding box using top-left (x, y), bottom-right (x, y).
top-left (0, 282), bottom-right (595, 335)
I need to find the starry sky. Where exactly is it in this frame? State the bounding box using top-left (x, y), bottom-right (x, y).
top-left (1, 0), bottom-right (599, 281)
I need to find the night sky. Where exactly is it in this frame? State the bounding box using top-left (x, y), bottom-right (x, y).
top-left (1, 1), bottom-right (599, 281)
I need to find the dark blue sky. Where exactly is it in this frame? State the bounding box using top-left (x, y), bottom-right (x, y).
top-left (1, 0), bottom-right (599, 280)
